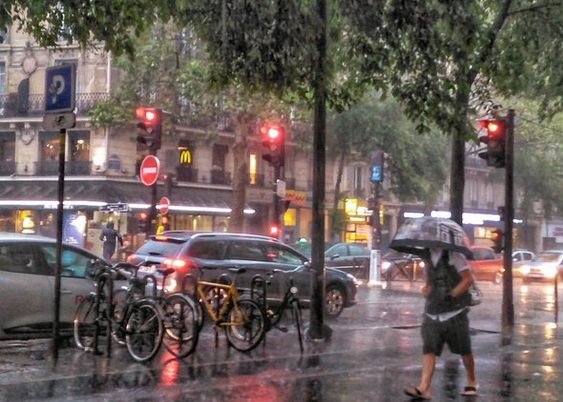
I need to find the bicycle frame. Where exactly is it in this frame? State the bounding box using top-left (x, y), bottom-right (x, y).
top-left (195, 279), bottom-right (241, 325)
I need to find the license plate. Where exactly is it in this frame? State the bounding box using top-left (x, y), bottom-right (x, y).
top-left (138, 265), bottom-right (156, 274)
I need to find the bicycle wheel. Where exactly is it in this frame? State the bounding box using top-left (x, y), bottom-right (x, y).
top-left (224, 298), bottom-right (266, 352)
top-left (125, 300), bottom-right (163, 362)
top-left (73, 296), bottom-right (97, 351)
top-left (161, 294), bottom-right (199, 358)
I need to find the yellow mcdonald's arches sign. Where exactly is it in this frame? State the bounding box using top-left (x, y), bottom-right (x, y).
top-left (179, 149), bottom-right (192, 165)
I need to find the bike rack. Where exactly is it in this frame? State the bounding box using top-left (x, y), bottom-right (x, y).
top-left (94, 271), bottom-right (114, 357)
top-left (250, 274), bottom-right (267, 313)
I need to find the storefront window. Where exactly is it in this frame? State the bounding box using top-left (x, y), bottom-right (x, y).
top-left (0, 211), bottom-right (15, 232)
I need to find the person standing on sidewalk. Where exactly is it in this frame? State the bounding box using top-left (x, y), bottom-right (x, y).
top-left (99, 222), bottom-right (123, 263)
top-left (404, 247), bottom-right (478, 400)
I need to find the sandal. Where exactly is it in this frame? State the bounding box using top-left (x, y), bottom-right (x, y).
top-left (461, 386), bottom-right (478, 396)
top-left (404, 386), bottom-right (431, 400)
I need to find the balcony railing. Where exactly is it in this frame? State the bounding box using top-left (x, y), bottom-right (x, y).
top-left (0, 93), bottom-right (110, 117)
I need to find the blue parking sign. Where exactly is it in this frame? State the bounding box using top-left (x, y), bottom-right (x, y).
top-left (371, 165), bottom-right (383, 183)
top-left (44, 64), bottom-right (76, 113)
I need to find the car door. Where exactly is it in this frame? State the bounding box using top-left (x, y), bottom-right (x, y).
top-left (471, 247), bottom-right (502, 281)
top-left (0, 242), bottom-right (55, 334)
top-left (39, 244), bottom-right (98, 324)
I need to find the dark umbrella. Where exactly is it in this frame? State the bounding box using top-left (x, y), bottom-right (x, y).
top-left (389, 217), bottom-right (472, 258)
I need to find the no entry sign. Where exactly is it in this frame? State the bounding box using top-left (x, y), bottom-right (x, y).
top-left (159, 196), bottom-right (170, 215)
top-left (140, 155), bottom-right (160, 186)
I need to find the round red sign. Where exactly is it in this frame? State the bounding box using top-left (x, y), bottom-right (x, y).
top-left (140, 155), bottom-right (160, 186)
top-left (159, 196), bottom-right (170, 215)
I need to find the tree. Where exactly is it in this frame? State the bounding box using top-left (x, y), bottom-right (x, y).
top-left (341, 0), bottom-right (562, 225)
top-left (326, 93), bottom-right (449, 239)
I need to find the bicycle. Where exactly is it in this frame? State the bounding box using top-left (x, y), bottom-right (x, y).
top-left (183, 266), bottom-right (267, 352)
top-left (262, 268), bottom-right (304, 352)
top-left (73, 261), bottom-right (164, 362)
top-left (138, 268), bottom-right (199, 359)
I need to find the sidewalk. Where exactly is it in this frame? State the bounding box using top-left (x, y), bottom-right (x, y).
top-left (0, 282), bottom-right (561, 401)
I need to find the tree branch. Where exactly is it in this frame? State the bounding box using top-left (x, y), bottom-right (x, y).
top-left (508, 2), bottom-right (562, 16)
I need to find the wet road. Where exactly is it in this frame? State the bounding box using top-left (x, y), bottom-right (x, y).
top-left (0, 280), bottom-right (561, 401)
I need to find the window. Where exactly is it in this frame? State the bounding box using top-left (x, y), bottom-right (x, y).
top-left (0, 29), bottom-right (7, 44)
top-left (249, 153), bottom-right (257, 185)
top-left (187, 239), bottom-right (226, 260)
top-left (40, 132), bottom-right (60, 162)
top-left (327, 244), bottom-right (347, 258)
top-left (0, 243), bottom-right (50, 275)
top-left (226, 240), bottom-right (266, 261)
top-left (0, 132), bottom-right (15, 173)
top-left (69, 131), bottom-right (90, 162)
top-left (353, 166), bottom-right (363, 196)
top-left (349, 244), bottom-right (369, 257)
top-left (41, 245), bottom-right (92, 278)
top-left (264, 243), bottom-right (305, 265)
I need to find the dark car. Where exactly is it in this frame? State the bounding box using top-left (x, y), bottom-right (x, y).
top-left (0, 232), bottom-right (112, 339)
top-left (324, 242), bottom-right (370, 281)
top-left (128, 231), bottom-right (358, 318)
top-left (381, 250), bottom-right (426, 282)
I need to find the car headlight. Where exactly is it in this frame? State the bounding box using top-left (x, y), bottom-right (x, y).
top-left (346, 273), bottom-right (360, 285)
top-left (520, 264), bottom-right (530, 275)
top-left (382, 261), bottom-right (391, 271)
top-left (543, 265), bottom-right (557, 278)
top-left (164, 273), bottom-right (178, 293)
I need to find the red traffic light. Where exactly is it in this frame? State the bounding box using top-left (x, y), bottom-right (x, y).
top-left (269, 224), bottom-right (280, 237)
top-left (136, 107), bottom-right (160, 124)
top-left (479, 119), bottom-right (505, 140)
top-left (491, 229), bottom-right (504, 253)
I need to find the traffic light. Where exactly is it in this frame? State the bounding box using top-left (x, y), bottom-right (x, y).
top-left (138, 211), bottom-right (149, 233)
top-left (491, 229), bottom-right (504, 253)
top-left (268, 223), bottom-right (280, 238)
top-left (260, 124), bottom-right (285, 168)
top-left (136, 107), bottom-right (162, 150)
top-left (477, 118), bottom-right (506, 168)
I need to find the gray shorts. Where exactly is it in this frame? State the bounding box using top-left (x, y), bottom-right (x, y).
top-left (421, 310), bottom-right (472, 356)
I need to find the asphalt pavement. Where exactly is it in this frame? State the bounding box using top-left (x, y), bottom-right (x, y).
top-left (0, 280), bottom-right (561, 401)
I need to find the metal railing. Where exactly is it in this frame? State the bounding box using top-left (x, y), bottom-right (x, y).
top-left (0, 92), bottom-right (110, 117)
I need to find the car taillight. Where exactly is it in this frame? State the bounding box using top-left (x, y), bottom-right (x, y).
top-left (162, 258), bottom-right (189, 270)
top-left (127, 254), bottom-right (137, 263)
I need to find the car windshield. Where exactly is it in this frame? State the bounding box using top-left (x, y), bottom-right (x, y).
top-left (135, 239), bottom-right (183, 257)
top-left (535, 253), bottom-right (562, 262)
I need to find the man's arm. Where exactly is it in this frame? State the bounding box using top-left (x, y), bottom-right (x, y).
top-left (451, 269), bottom-right (473, 298)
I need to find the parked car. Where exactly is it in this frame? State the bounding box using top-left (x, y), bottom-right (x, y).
top-left (0, 233), bottom-right (112, 339)
top-left (469, 245), bottom-right (504, 284)
top-left (520, 250), bottom-right (563, 283)
top-left (324, 242), bottom-right (370, 280)
top-left (512, 249), bottom-right (536, 278)
top-left (381, 250), bottom-right (426, 282)
top-left (128, 232), bottom-right (359, 318)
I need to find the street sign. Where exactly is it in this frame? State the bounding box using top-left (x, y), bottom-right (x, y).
top-left (44, 64), bottom-right (76, 113)
top-left (158, 196), bottom-right (170, 215)
top-left (140, 155), bottom-right (160, 186)
top-left (43, 112), bottom-right (76, 129)
top-left (276, 179), bottom-right (286, 197)
top-left (100, 203), bottom-right (129, 213)
top-left (370, 165), bottom-right (383, 183)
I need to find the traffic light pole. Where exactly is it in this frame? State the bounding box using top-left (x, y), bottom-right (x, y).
top-left (273, 165), bottom-right (283, 235)
top-left (502, 109), bottom-right (515, 343)
top-left (371, 182), bottom-right (382, 283)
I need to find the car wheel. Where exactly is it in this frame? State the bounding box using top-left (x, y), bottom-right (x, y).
top-left (493, 272), bottom-right (503, 285)
top-left (325, 284), bottom-right (346, 319)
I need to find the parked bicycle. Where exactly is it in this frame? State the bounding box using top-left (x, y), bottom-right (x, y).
top-left (140, 268), bottom-right (199, 359)
top-left (263, 268), bottom-right (304, 352)
top-left (73, 261), bottom-right (164, 362)
top-left (183, 266), bottom-right (267, 352)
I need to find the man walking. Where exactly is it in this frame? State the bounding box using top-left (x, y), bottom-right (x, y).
top-left (404, 247), bottom-right (478, 400)
top-left (99, 222), bottom-right (123, 263)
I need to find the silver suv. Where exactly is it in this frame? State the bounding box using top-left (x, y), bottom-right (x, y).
top-left (128, 231), bottom-right (358, 318)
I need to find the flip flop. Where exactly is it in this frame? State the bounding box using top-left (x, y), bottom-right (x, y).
top-left (404, 386), bottom-right (431, 400)
top-left (461, 386), bottom-right (478, 396)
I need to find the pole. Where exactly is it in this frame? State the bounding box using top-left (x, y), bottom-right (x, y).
top-left (502, 109), bottom-right (515, 344)
top-left (148, 147), bottom-right (158, 236)
top-left (369, 182), bottom-right (382, 284)
top-left (273, 165), bottom-right (281, 233)
top-left (52, 127), bottom-right (66, 359)
top-left (309, 0), bottom-right (330, 340)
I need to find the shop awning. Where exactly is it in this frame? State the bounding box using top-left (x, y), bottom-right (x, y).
top-left (0, 178), bottom-right (255, 215)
